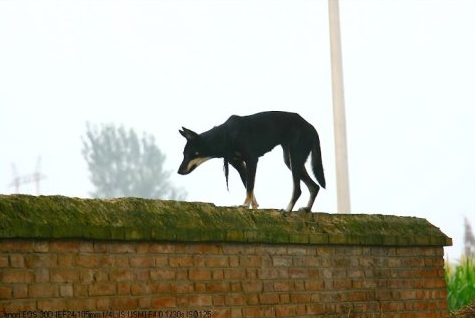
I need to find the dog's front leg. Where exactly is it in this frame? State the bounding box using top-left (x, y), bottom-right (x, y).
top-left (241, 192), bottom-right (259, 209)
top-left (240, 159), bottom-right (259, 209)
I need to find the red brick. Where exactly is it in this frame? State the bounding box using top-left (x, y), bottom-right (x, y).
top-left (110, 269), bottom-right (134, 282)
top-left (136, 242), bottom-right (150, 253)
top-left (228, 256), bottom-right (239, 267)
top-left (279, 294), bottom-right (290, 303)
top-left (239, 256), bottom-right (261, 267)
top-left (25, 254), bottom-right (57, 268)
top-left (0, 286), bottom-right (12, 299)
top-left (189, 269), bottom-right (211, 280)
top-left (85, 269), bottom-right (108, 283)
top-left (275, 305), bottom-right (296, 317)
top-left (272, 257), bottom-right (292, 267)
top-left (108, 243), bottom-right (136, 253)
top-left (37, 299), bottom-right (68, 311)
top-left (334, 280), bottom-right (352, 289)
top-left (60, 285), bottom-right (73, 297)
top-left (193, 255), bottom-right (205, 267)
top-left (66, 298), bottom-right (96, 311)
top-left (212, 269), bottom-right (224, 279)
top-left (138, 297), bottom-right (151, 309)
top-left (206, 282), bottom-right (230, 293)
top-left (212, 309), bottom-right (231, 318)
top-left (89, 283), bottom-right (116, 296)
top-left (151, 297), bottom-right (176, 308)
top-left (242, 306), bottom-right (274, 318)
top-left (129, 255), bottom-right (154, 268)
top-left (131, 282), bottom-right (150, 296)
top-left (169, 255), bottom-right (194, 267)
top-left (150, 269), bottom-right (175, 280)
top-left (117, 282), bottom-right (131, 295)
top-left (111, 298), bottom-right (139, 310)
top-left (3, 300), bottom-right (37, 312)
top-left (154, 255), bottom-right (168, 266)
top-left (222, 245), bottom-right (255, 255)
top-left (33, 241), bottom-right (49, 252)
top-left (149, 243), bottom-right (175, 253)
top-left (0, 240), bottom-right (34, 252)
top-left (289, 269), bottom-right (308, 279)
top-left (191, 244), bottom-right (222, 254)
top-left (258, 268), bottom-right (287, 279)
top-left (13, 285), bottom-right (28, 299)
top-left (49, 241), bottom-right (79, 252)
top-left (290, 293), bottom-right (311, 303)
top-left (93, 243), bottom-right (108, 253)
top-left (28, 284), bottom-right (58, 298)
top-left (73, 284), bottom-right (88, 297)
top-left (213, 295), bottom-right (225, 306)
top-left (136, 269), bottom-right (150, 281)
top-left (9, 254), bottom-right (25, 267)
top-left (231, 309), bottom-right (242, 318)
top-left (0, 255), bottom-right (9, 267)
top-left (206, 256), bottom-right (229, 267)
top-left (287, 246), bottom-right (310, 255)
top-left (242, 281), bottom-right (263, 293)
top-left (306, 303), bottom-right (325, 314)
top-left (195, 282), bottom-right (206, 293)
top-left (171, 281), bottom-right (194, 293)
top-left (274, 281), bottom-right (292, 292)
top-left (96, 297), bottom-right (110, 310)
top-left (224, 268), bottom-right (247, 280)
top-left (79, 242), bottom-right (94, 252)
top-left (179, 295), bottom-right (212, 307)
top-left (2, 269), bottom-right (34, 283)
top-left (149, 282), bottom-right (172, 293)
top-left (225, 294), bottom-right (246, 306)
top-left (75, 254), bottom-right (101, 268)
top-left (259, 293), bottom-right (280, 305)
top-left (57, 254), bottom-right (74, 267)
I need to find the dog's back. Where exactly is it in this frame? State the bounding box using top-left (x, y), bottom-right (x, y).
top-left (224, 111), bottom-right (317, 157)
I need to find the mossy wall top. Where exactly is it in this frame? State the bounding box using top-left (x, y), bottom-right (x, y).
top-left (0, 195), bottom-right (451, 246)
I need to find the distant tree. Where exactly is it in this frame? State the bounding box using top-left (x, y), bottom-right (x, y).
top-left (464, 217), bottom-right (475, 257)
top-left (82, 123), bottom-right (186, 200)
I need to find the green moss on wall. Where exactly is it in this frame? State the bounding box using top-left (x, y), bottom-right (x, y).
top-left (0, 195), bottom-right (451, 246)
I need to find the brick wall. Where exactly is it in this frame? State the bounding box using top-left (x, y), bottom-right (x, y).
top-left (0, 195), bottom-right (452, 318)
top-left (0, 240), bottom-right (448, 318)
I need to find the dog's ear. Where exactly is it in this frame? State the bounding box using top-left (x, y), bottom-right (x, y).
top-left (179, 127), bottom-right (198, 140)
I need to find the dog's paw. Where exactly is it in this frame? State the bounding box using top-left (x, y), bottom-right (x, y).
top-left (279, 209), bottom-right (292, 217)
top-left (298, 207), bottom-right (312, 213)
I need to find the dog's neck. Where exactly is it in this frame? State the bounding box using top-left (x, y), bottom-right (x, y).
top-left (201, 124), bottom-right (229, 158)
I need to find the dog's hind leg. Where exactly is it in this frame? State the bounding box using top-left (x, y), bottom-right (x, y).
top-left (282, 146), bottom-right (314, 214)
top-left (284, 169), bottom-right (302, 213)
top-left (298, 166), bottom-right (320, 212)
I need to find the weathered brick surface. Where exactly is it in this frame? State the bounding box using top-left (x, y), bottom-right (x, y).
top-left (0, 239), bottom-right (448, 318)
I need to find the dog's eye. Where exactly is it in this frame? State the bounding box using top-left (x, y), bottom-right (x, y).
top-left (194, 151), bottom-right (200, 156)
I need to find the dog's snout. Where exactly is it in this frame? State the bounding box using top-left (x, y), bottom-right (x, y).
top-left (178, 162), bottom-right (189, 175)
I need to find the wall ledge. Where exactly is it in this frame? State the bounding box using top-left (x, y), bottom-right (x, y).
top-left (0, 195), bottom-right (452, 246)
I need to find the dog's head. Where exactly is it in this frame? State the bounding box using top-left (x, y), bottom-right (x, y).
top-left (178, 127), bottom-right (213, 175)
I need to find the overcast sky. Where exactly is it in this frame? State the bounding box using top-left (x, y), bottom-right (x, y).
top-left (1, 0), bottom-right (474, 259)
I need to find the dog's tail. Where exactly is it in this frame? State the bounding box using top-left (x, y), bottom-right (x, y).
top-left (311, 136), bottom-right (326, 189)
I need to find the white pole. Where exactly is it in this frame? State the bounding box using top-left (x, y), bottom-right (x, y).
top-left (328, 0), bottom-right (351, 213)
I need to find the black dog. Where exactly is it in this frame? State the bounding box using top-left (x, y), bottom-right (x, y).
top-left (178, 111), bottom-right (325, 213)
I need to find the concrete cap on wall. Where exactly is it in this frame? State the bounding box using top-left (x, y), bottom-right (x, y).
top-left (0, 195), bottom-right (452, 246)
